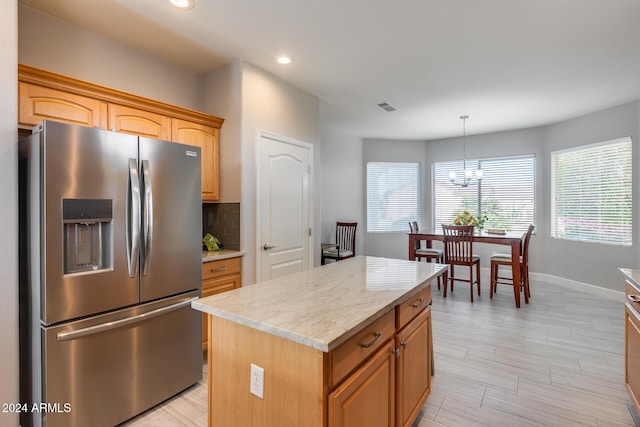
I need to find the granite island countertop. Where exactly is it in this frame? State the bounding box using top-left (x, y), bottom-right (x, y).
top-left (192, 256), bottom-right (447, 352)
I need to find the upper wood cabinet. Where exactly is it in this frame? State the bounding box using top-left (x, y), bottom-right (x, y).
top-left (18, 64), bottom-right (224, 201)
top-left (19, 82), bottom-right (108, 129)
top-left (172, 119), bottom-right (220, 201)
top-left (108, 104), bottom-right (171, 140)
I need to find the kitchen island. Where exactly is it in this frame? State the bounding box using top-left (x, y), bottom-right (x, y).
top-left (192, 256), bottom-right (447, 427)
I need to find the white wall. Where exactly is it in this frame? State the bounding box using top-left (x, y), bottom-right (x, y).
top-left (19, 5), bottom-right (200, 110)
top-left (363, 139), bottom-right (429, 259)
top-left (356, 104), bottom-right (640, 291)
top-left (425, 127), bottom-right (545, 271)
top-left (17, 5), bottom-right (324, 288)
top-left (320, 125), bottom-right (363, 264)
top-left (240, 62), bottom-right (320, 285)
top-left (0, 0), bottom-right (19, 425)
top-left (541, 101), bottom-right (639, 290)
top-left (199, 61), bottom-right (243, 202)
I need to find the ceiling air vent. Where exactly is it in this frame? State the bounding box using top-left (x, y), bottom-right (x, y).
top-left (377, 102), bottom-right (397, 112)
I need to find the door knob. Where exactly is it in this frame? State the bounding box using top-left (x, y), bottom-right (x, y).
top-left (263, 244), bottom-right (276, 250)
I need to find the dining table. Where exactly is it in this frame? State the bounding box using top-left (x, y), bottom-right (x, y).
top-left (408, 229), bottom-right (526, 307)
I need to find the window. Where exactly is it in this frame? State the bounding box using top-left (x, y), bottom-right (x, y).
top-left (367, 162), bottom-right (420, 232)
top-left (433, 155), bottom-right (535, 233)
top-left (551, 137), bottom-right (632, 245)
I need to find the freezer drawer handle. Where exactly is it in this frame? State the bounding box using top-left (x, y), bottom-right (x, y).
top-left (56, 297), bottom-right (198, 342)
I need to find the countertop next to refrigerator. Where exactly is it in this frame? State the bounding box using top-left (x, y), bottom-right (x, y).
top-left (202, 249), bottom-right (245, 262)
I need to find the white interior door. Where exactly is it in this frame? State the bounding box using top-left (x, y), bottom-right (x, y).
top-left (258, 132), bottom-right (312, 282)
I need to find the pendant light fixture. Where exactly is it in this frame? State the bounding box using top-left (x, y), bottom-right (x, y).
top-left (449, 115), bottom-right (483, 187)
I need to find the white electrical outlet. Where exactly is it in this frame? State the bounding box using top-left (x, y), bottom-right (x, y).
top-left (250, 363), bottom-right (264, 399)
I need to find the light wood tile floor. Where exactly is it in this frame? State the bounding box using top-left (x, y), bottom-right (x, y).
top-left (122, 279), bottom-right (638, 427)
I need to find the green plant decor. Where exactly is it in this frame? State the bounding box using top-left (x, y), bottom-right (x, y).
top-left (453, 210), bottom-right (488, 229)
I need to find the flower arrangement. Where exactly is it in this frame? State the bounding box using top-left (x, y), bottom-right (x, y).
top-left (453, 210), bottom-right (488, 229)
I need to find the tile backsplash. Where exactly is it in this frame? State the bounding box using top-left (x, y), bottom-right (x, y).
top-left (202, 203), bottom-right (240, 250)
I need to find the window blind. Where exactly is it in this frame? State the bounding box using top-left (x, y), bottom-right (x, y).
top-left (367, 162), bottom-right (420, 232)
top-left (551, 137), bottom-right (632, 245)
top-left (433, 155), bottom-right (535, 234)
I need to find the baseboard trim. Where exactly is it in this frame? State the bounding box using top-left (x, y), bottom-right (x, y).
top-left (529, 272), bottom-right (623, 302)
top-left (466, 266), bottom-right (623, 302)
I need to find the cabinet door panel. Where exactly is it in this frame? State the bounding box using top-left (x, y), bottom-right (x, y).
top-left (19, 82), bottom-right (107, 128)
top-left (108, 104), bottom-right (171, 140)
top-left (172, 118), bottom-right (219, 201)
top-left (396, 307), bottom-right (431, 427)
top-left (626, 304), bottom-right (640, 413)
top-left (329, 341), bottom-right (395, 427)
top-left (202, 273), bottom-right (241, 351)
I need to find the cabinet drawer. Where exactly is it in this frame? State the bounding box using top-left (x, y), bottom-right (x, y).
top-left (329, 309), bottom-right (395, 388)
top-left (202, 257), bottom-right (241, 281)
top-left (396, 286), bottom-right (431, 330)
top-left (202, 275), bottom-right (240, 352)
top-left (627, 281), bottom-right (640, 314)
top-left (203, 274), bottom-right (240, 294)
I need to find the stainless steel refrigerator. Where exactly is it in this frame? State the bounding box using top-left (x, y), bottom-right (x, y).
top-left (19, 120), bottom-right (203, 427)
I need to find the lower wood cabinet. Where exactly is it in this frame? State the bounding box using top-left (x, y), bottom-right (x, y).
top-left (396, 306), bottom-right (431, 427)
top-left (202, 257), bottom-right (241, 351)
top-left (328, 341), bottom-right (396, 427)
top-left (329, 291), bottom-right (431, 427)
top-left (626, 280), bottom-right (640, 414)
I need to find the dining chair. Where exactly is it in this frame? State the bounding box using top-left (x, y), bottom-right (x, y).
top-left (409, 221), bottom-right (446, 291)
top-left (442, 224), bottom-right (481, 302)
top-left (321, 222), bottom-right (357, 265)
top-left (490, 224), bottom-right (534, 304)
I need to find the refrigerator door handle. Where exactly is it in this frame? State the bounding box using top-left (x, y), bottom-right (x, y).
top-left (126, 158), bottom-right (141, 278)
top-left (56, 297), bottom-right (198, 342)
top-left (141, 160), bottom-right (153, 276)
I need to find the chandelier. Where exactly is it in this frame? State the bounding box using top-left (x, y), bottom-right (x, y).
top-left (449, 115), bottom-right (483, 187)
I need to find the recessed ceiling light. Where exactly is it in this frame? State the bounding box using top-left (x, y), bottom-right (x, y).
top-left (170, 0), bottom-right (195, 10)
top-left (276, 56), bottom-right (292, 65)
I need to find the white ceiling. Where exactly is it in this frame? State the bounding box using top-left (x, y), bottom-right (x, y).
top-left (19, 0), bottom-right (640, 140)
